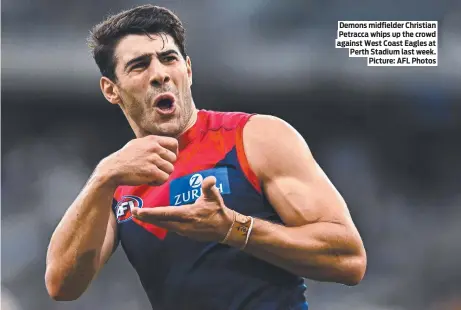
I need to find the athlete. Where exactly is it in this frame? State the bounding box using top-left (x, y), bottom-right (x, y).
top-left (45, 5), bottom-right (366, 309)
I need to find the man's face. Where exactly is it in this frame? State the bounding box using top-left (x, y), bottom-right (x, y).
top-left (111, 33), bottom-right (193, 137)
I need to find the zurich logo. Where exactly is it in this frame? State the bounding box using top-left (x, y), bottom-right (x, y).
top-left (169, 167), bottom-right (231, 206)
top-left (189, 173), bottom-right (203, 188)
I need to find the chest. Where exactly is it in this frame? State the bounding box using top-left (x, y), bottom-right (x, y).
top-left (114, 147), bottom-right (265, 241)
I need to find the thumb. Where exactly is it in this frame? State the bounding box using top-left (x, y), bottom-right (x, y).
top-left (201, 176), bottom-right (221, 201)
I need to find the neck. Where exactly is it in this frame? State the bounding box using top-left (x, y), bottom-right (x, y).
top-left (176, 107), bottom-right (198, 138)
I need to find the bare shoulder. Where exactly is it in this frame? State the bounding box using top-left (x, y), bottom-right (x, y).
top-left (243, 114), bottom-right (314, 182)
top-left (243, 114), bottom-right (306, 144)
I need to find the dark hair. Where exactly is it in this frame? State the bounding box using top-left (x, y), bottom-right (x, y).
top-left (88, 5), bottom-right (187, 81)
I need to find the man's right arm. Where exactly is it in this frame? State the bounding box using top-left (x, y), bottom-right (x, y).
top-left (45, 135), bottom-right (179, 301)
top-left (45, 171), bottom-right (118, 301)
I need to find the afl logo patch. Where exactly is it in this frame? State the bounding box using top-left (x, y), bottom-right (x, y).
top-left (115, 195), bottom-right (143, 223)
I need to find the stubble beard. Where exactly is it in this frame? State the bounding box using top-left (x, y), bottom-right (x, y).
top-left (151, 87), bottom-right (194, 138)
top-left (122, 83), bottom-right (195, 138)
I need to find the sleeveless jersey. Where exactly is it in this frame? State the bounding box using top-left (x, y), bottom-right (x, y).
top-left (112, 110), bottom-right (308, 310)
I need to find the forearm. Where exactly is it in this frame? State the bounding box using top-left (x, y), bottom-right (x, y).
top-left (230, 218), bottom-right (366, 285)
top-left (45, 172), bottom-right (116, 299)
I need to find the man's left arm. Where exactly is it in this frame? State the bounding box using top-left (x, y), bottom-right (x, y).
top-left (236, 115), bottom-right (366, 286)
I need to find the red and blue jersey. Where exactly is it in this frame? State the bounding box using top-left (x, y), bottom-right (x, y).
top-left (112, 110), bottom-right (308, 310)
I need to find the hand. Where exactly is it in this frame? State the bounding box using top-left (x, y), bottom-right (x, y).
top-left (131, 176), bottom-right (234, 242)
top-left (96, 135), bottom-right (178, 187)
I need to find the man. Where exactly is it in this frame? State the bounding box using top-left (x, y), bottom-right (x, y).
top-left (45, 5), bottom-right (366, 310)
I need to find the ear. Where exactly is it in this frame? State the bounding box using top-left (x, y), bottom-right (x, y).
top-left (186, 56), bottom-right (192, 86)
top-left (100, 76), bottom-right (121, 105)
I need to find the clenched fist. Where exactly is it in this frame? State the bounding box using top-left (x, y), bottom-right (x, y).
top-left (96, 135), bottom-right (178, 187)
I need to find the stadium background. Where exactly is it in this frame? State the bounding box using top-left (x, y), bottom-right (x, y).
top-left (2, 1), bottom-right (461, 309)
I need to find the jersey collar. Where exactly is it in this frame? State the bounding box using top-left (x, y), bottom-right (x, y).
top-left (178, 109), bottom-right (208, 150)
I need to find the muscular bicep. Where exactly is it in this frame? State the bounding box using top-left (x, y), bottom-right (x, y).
top-left (262, 160), bottom-right (352, 227)
top-left (244, 115), bottom-right (353, 227)
top-left (97, 202), bottom-right (118, 268)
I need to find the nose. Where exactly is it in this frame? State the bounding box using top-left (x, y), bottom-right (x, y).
top-left (149, 61), bottom-right (170, 87)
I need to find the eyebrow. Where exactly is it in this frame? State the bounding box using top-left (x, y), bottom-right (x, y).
top-left (158, 49), bottom-right (179, 58)
top-left (124, 50), bottom-right (180, 72)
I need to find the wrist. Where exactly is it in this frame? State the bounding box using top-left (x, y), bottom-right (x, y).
top-left (221, 211), bottom-right (254, 250)
top-left (92, 158), bottom-right (119, 190)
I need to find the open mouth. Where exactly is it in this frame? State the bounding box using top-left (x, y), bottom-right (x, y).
top-left (154, 94), bottom-right (176, 114)
top-left (157, 98), bottom-right (174, 110)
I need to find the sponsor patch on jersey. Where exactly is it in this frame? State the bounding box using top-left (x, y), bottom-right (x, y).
top-left (169, 167), bottom-right (231, 206)
top-left (115, 195), bottom-right (143, 223)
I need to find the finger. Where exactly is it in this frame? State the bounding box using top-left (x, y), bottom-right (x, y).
top-left (150, 155), bottom-right (174, 174)
top-left (156, 136), bottom-right (179, 156)
top-left (201, 176), bottom-right (222, 201)
top-left (132, 208), bottom-right (184, 231)
top-left (157, 147), bottom-right (177, 163)
top-left (132, 206), bottom-right (191, 223)
top-left (147, 165), bottom-right (170, 185)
